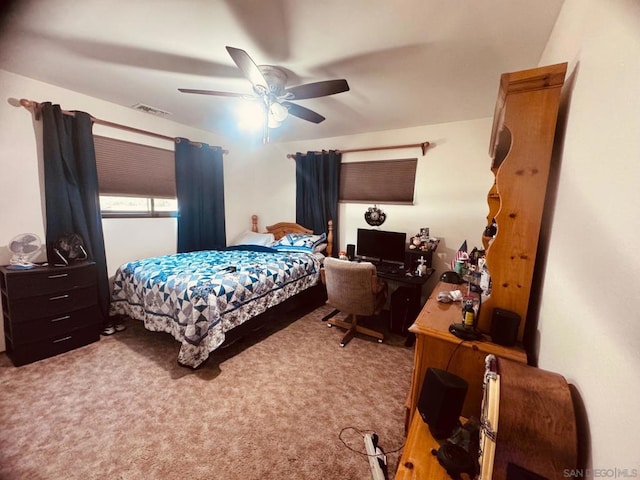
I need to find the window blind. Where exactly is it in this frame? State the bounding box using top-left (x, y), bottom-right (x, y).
top-left (339, 158), bottom-right (417, 204)
top-left (93, 135), bottom-right (176, 198)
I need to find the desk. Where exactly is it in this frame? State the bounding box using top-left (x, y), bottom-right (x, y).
top-left (376, 267), bottom-right (433, 286)
top-left (378, 268), bottom-right (432, 339)
top-left (405, 280), bottom-right (527, 430)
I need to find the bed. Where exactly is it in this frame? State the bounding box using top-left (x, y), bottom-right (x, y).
top-left (109, 216), bottom-right (333, 367)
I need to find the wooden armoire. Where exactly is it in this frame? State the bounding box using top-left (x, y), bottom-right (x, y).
top-left (478, 62), bottom-right (568, 342)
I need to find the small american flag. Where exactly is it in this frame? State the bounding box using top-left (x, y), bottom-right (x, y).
top-left (450, 240), bottom-right (468, 270)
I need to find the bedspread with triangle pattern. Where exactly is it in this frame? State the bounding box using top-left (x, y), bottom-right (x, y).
top-left (110, 248), bottom-right (321, 367)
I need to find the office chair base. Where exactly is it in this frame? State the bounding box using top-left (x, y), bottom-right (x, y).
top-left (321, 308), bottom-right (340, 322)
top-left (328, 315), bottom-right (384, 347)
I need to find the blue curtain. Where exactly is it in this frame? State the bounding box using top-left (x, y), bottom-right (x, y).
top-left (41, 102), bottom-right (109, 324)
top-left (295, 150), bottom-right (341, 256)
top-left (175, 138), bottom-right (226, 252)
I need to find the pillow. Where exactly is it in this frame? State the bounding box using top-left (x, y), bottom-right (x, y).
top-left (272, 232), bottom-right (327, 253)
top-left (229, 230), bottom-right (275, 247)
top-left (313, 243), bottom-right (328, 253)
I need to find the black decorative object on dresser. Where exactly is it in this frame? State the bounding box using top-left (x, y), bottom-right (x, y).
top-left (0, 262), bottom-right (102, 366)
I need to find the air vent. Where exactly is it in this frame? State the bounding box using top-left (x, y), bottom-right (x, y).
top-left (131, 103), bottom-right (172, 117)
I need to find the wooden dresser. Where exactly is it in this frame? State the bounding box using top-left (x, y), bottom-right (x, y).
top-left (395, 413), bottom-right (455, 480)
top-left (396, 61), bottom-right (572, 480)
top-left (404, 280), bottom-right (527, 430)
top-left (396, 356), bottom-right (578, 479)
top-left (478, 62), bottom-right (567, 340)
top-left (0, 262), bottom-right (101, 366)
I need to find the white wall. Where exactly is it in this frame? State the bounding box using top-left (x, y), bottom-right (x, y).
top-left (536, 0), bottom-right (640, 472)
top-left (102, 218), bottom-right (176, 278)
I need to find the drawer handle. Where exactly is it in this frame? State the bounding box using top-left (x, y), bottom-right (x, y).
top-left (53, 335), bottom-right (72, 344)
top-left (48, 273), bottom-right (69, 279)
top-left (51, 315), bottom-right (71, 323)
top-left (49, 294), bottom-right (70, 301)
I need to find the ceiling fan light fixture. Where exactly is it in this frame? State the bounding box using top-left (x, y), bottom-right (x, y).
top-left (267, 116), bottom-right (282, 129)
top-left (269, 101), bottom-right (288, 122)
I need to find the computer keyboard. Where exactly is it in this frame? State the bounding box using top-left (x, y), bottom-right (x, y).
top-left (375, 262), bottom-right (402, 274)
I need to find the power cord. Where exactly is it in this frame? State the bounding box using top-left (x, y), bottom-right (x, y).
top-left (445, 339), bottom-right (466, 371)
top-left (338, 426), bottom-right (405, 456)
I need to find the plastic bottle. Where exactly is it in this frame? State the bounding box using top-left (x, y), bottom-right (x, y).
top-left (462, 298), bottom-right (475, 327)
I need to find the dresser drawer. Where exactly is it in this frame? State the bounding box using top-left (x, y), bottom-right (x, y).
top-left (7, 305), bottom-right (101, 343)
top-left (5, 323), bottom-right (100, 367)
top-left (7, 286), bottom-right (97, 322)
top-left (1, 263), bottom-right (96, 299)
top-left (1, 262), bottom-right (101, 367)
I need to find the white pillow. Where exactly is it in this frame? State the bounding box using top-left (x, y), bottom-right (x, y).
top-left (314, 243), bottom-right (328, 253)
top-left (272, 233), bottom-right (327, 251)
top-left (230, 230), bottom-right (275, 247)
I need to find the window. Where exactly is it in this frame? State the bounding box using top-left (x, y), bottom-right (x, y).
top-left (339, 158), bottom-right (417, 204)
top-left (99, 196), bottom-right (178, 217)
top-left (94, 136), bottom-right (177, 217)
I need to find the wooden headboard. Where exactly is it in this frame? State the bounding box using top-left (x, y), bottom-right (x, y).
top-left (251, 215), bottom-right (333, 258)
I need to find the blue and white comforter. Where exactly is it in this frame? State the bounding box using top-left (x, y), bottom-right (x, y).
top-left (109, 247), bottom-right (322, 367)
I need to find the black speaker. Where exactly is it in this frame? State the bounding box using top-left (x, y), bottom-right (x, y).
top-left (490, 308), bottom-right (521, 346)
top-left (346, 244), bottom-right (355, 260)
top-left (417, 368), bottom-right (468, 439)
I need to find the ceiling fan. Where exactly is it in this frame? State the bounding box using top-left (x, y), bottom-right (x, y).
top-left (178, 46), bottom-right (350, 143)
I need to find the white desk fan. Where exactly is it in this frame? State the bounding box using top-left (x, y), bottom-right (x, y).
top-left (8, 233), bottom-right (42, 268)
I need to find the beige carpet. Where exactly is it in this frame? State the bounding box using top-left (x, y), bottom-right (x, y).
top-left (0, 304), bottom-right (414, 480)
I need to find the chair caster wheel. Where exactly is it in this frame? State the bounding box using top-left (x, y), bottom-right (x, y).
top-left (377, 339), bottom-right (383, 343)
top-left (340, 343), bottom-right (345, 347)
top-left (328, 324), bottom-right (332, 328)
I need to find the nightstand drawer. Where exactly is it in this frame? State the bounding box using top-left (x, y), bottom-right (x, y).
top-left (1, 263), bottom-right (96, 299)
top-left (7, 305), bottom-right (101, 343)
top-left (5, 323), bottom-right (100, 366)
top-left (7, 286), bottom-right (97, 322)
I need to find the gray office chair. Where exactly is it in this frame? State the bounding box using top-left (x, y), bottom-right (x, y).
top-left (321, 257), bottom-right (388, 347)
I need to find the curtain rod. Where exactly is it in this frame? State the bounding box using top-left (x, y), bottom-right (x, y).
top-left (18, 99), bottom-right (229, 154)
top-left (285, 141), bottom-right (430, 159)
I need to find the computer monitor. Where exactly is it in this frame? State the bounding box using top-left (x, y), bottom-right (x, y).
top-left (356, 228), bottom-right (406, 264)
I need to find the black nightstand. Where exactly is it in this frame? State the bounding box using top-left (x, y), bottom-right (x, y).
top-left (0, 262), bottom-right (102, 366)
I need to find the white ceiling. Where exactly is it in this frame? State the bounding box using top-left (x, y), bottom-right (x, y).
top-left (0, 0), bottom-right (564, 143)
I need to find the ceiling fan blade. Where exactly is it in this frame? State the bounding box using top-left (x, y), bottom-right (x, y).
top-left (178, 88), bottom-right (247, 98)
top-left (283, 102), bottom-right (325, 124)
top-left (284, 79), bottom-right (350, 100)
top-left (226, 46), bottom-right (269, 94)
